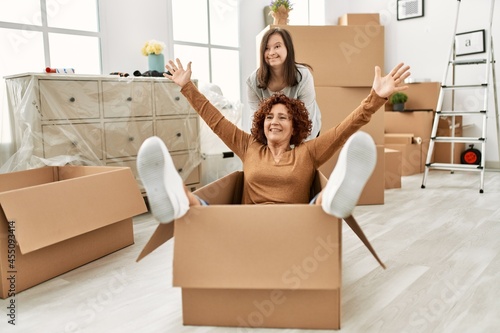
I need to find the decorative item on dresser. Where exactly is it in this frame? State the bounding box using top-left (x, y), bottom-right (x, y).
top-left (141, 39), bottom-right (166, 73)
top-left (3, 73), bottom-right (202, 193)
top-left (269, 0), bottom-right (293, 25)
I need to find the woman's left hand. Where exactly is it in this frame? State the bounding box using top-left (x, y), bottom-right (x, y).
top-left (372, 63), bottom-right (411, 98)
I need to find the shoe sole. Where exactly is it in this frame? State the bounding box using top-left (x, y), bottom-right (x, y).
top-left (323, 131), bottom-right (376, 218)
top-left (137, 137), bottom-right (180, 224)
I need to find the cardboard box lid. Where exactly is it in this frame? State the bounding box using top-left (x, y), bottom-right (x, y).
top-left (0, 166), bottom-right (147, 254)
top-left (172, 205), bottom-right (341, 291)
top-left (385, 133), bottom-right (418, 144)
top-left (338, 13), bottom-right (381, 26)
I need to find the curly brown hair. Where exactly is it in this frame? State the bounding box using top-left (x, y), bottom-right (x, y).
top-left (251, 93), bottom-right (312, 146)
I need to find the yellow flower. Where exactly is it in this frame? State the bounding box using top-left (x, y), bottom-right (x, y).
top-left (141, 40), bottom-right (166, 56)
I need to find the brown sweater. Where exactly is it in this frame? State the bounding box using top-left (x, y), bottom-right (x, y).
top-left (181, 81), bottom-right (387, 204)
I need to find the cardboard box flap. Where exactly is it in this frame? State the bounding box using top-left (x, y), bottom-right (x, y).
top-left (0, 167), bottom-right (146, 254)
top-left (0, 167), bottom-right (56, 192)
top-left (343, 216), bottom-right (386, 269)
top-left (172, 205), bottom-right (341, 291)
top-left (194, 171), bottom-right (244, 204)
top-left (136, 223), bottom-right (174, 262)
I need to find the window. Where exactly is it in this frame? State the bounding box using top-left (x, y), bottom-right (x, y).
top-left (171, 0), bottom-right (240, 102)
top-left (0, 0), bottom-right (100, 153)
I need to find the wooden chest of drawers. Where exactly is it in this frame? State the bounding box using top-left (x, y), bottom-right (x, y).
top-left (4, 73), bottom-right (201, 192)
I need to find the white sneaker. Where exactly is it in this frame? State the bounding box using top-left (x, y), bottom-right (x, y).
top-left (321, 131), bottom-right (376, 219)
top-left (137, 136), bottom-right (189, 223)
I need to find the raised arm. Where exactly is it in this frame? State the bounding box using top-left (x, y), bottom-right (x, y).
top-left (163, 59), bottom-right (251, 158)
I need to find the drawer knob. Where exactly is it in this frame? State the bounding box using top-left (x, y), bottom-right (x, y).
top-left (126, 97), bottom-right (133, 102)
top-left (177, 168), bottom-right (183, 173)
top-left (128, 136), bottom-right (134, 142)
top-left (176, 132), bottom-right (181, 137)
top-left (175, 96), bottom-right (180, 101)
top-left (69, 97), bottom-right (75, 102)
top-left (71, 140), bottom-right (78, 146)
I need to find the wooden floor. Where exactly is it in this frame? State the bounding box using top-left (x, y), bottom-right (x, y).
top-left (1, 170), bottom-right (500, 333)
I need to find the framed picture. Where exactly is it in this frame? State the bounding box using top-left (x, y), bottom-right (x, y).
top-left (397, 0), bottom-right (424, 21)
top-left (455, 30), bottom-right (486, 56)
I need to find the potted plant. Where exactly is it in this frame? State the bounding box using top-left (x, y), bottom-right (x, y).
top-left (269, 0), bottom-right (293, 25)
top-left (389, 92), bottom-right (408, 111)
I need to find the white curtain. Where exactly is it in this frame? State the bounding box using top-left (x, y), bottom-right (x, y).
top-left (0, 79), bottom-right (16, 170)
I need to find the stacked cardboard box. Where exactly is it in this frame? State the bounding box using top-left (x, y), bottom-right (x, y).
top-left (0, 166), bottom-right (147, 298)
top-left (258, 18), bottom-right (385, 204)
top-left (384, 82), bottom-right (465, 174)
top-left (384, 82), bottom-right (442, 176)
top-left (385, 111), bottom-right (434, 176)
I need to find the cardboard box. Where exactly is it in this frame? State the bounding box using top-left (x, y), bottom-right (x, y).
top-left (0, 166), bottom-right (147, 299)
top-left (316, 87), bottom-right (385, 145)
top-left (137, 171), bottom-right (384, 330)
top-left (434, 116), bottom-right (465, 164)
top-left (385, 148), bottom-right (402, 189)
top-left (257, 25), bottom-right (384, 87)
top-left (385, 134), bottom-right (429, 176)
top-left (385, 82), bottom-right (440, 111)
top-left (338, 13), bottom-right (380, 26)
top-left (384, 110), bottom-right (434, 142)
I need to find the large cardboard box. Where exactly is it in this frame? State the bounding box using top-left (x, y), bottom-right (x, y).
top-left (138, 171), bottom-right (384, 330)
top-left (257, 25), bottom-right (384, 87)
top-left (338, 13), bottom-right (380, 26)
top-left (316, 87), bottom-right (385, 145)
top-left (316, 86), bottom-right (385, 205)
top-left (385, 82), bottom-right (440, 111)
top-left (0, 166), bottom-right (147, 299)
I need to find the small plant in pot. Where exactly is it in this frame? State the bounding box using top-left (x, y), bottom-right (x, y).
top-left (389, 92), bottom-right (408, 111)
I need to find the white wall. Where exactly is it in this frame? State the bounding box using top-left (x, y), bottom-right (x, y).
top-left (99, 0), bottom-right (500, 165)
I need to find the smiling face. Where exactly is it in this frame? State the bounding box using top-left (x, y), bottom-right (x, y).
top-left (264, 103), bottom-right (293, 145)
top-left (264, 33), bottom-right (288, 68)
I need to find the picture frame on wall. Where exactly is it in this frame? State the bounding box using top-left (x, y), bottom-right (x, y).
top-left (397, 0), bottom-right (424, 21)
top-left (455, 30), bottom-right (486, 56)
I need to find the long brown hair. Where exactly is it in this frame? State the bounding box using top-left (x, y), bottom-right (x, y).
top-left (256, 27), bottom-right (312, 90)
top-left (251, 93), bottom-right (312, 146)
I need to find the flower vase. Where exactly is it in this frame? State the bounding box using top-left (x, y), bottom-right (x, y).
top-left (148, 53), bottom-right (165, 73)
top-left (271, 5), bottom-right (290, 25)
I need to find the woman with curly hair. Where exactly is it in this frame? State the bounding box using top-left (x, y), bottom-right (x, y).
top-left (137, 59), bottom-right (410, 223)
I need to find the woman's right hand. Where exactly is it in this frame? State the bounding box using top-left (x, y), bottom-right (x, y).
top-left (164, 58), bottom-right (192, 87)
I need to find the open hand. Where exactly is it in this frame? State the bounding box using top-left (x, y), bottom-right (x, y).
top-left (163, 58), bottom-right (192, 87)
top-left (372, 63), bottom-right (411, 98)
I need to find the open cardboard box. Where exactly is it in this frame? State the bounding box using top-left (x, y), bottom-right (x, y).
top-left (0, 166), bottom-right (147, 299)
top-left (138, 170), bottom-right (384, 330)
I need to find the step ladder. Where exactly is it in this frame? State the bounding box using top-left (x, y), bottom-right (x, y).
top-left (421, 0), bottom-right (499, 193)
